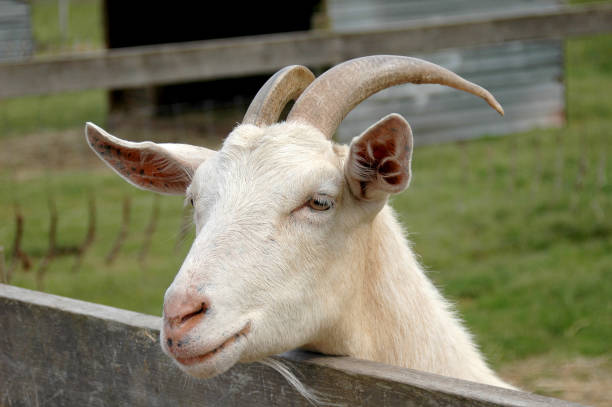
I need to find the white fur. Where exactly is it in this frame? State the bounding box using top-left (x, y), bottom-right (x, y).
top-left (154, 122), bottom-right (513, 389)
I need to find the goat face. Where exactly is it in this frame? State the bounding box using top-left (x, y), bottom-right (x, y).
top-left (162, 123), bottom-right (351, 378)
top-left (85, 115), bottom-right (413, 378)
top-left (86, 56), bottom-right (502, 379)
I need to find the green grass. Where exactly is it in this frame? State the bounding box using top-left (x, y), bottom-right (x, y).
top-left (0, 0), bottom-right (106, 138)
top-left (0, 2), bottom-right (610, 369)
top-left (391, 34), bottom-right (612, 366)
top-left (31, 0), bottom-right (103, 55)
top-left (0, 171), bottom-right (190, 315)
top-left (394, 128), bottom-right (611, 366)
top-left (0, 90), bottom-right (107, 137)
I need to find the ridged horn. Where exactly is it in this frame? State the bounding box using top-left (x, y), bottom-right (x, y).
top-left (242, 65), bottom-right (316, 126)
top-left (287, 55), bottom-right (504, 139)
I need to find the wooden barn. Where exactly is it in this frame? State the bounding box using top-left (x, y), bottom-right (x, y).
top-left (0, 0), bottom-right (33, 62)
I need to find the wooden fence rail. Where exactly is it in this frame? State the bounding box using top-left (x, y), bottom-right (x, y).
top-left (0, 284), bottom-right (584, 406)
top-left (0, 3), bottom-right (611, 100)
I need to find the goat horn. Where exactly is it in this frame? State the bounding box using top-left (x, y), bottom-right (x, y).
top-left (287, 55), bottom-right (504, 139)
top-left (243, 65), bottom-right (316, 126)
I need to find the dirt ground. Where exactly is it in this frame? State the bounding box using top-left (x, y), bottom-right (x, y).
top-left (500, 356), bottom-right (612, 407)
top-left (0, 126), bottom-right (223, 175)
top-left (1, 129), bottom-right (102, 173)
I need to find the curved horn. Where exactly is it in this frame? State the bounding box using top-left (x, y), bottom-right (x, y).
top-left (242, 65), bottom-right (316, 126)
top-left (287, 55), bottom-right (504, 139)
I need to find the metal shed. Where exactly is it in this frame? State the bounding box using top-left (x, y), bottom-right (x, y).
top-left (0, 0), bottom-right (32, 62)
top-left (327, 0), bottom-right (565, 144)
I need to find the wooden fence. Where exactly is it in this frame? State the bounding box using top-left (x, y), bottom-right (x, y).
top-left (1, 284), bottom-right (585, 406)
top-left (0, 3), bottom-right (611, 100)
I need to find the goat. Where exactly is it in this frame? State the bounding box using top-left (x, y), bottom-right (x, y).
top-left (85, 55), bottom-right (513, 390)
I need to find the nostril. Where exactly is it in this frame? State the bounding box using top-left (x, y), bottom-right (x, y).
top-left (164, 296), bottom-right (210, 332)
top-left (180, 302), bottom-right (208, 324)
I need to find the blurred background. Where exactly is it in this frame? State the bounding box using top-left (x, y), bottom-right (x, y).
top-left (0, 1), bottom-right (610, 404)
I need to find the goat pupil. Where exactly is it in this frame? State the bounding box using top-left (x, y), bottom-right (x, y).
top-left (311, 197), bottom-right (331, 211)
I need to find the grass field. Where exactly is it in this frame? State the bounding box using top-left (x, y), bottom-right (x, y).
top-left (2, 33), bottom-right (610, 360)
top-left (31, 0), bottom-right (103, 55)
top-left (0, 1), bottom-right (610, 404)
top-left (0, 0), bottom-right (106, 137)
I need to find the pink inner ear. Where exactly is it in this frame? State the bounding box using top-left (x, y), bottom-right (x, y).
top-left (360, 123), bottom-right (410, 186)
top-left (356, 146), bottom-right (406, 188)
top-left (378, 157), bottom-right (404, 185)
top-left (88, 133), bottom-right (189, 193)
top-left (369, 135), bottom-right (398, 160)
top-left (347, 114), bottom-right (413, 200)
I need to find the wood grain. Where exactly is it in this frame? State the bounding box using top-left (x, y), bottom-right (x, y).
top-left (0, 284), bottom-right (585, 406)
top-left (0, 3), bottom-right (610, 99)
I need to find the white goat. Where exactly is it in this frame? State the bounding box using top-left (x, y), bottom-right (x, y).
top-left (85, 56), bottom-right (513, 390)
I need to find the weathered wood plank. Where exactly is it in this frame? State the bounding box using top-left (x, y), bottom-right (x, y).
top-left (416, 115), bottom-right (565, 146)
top-left (336, 42), bottom-right (565, 144)
top-left (344, 80), bottom-right (563, 117)
top-left (339, 100), bottom-right (563, 144)
top-left (328, 0), bottom-right (563, 31)
top-left (0, 0), bottom-right (31, 63)
top-left (0, 3), bottom-right (610, 99)
top-left (0, 27), bottom-right (31, 41)
top-left (0, 284), bottom-right (584, 406)
top-left (339, 99), bottom-right (564, 145)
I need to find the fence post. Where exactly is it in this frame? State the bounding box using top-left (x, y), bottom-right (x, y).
top-left (0, 246), bottom-right (5, 284)
top-left (59, 0), bottom-right (69, 45)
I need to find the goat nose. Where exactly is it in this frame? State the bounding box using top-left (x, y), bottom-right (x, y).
top-left (163, 295), bottom-right (209, 346)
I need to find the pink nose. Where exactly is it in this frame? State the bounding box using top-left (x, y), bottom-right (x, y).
top-left (163, 293), bottom-right (209, 353)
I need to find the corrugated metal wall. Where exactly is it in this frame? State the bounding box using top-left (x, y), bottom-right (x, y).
top-left (328, 0), bottom-right (565, 144)
top-left (0, 0), bottom-right (33, 62)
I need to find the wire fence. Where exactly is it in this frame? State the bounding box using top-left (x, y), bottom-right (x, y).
top-left (1, 91), bottom-right (610, 290)
top-left (0, 0), bottom-right (608, 313)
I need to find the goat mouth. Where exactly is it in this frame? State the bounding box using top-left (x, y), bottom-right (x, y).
top-left (175, 323), bottom-right (251, 366)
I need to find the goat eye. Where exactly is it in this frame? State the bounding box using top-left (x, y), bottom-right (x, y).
top-left (308, 195), bottom-right (333, 211)
top-left (189, 198), bottom-right (194, 207)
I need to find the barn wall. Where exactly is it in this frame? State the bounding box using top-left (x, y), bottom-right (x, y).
top-left (0, 0), bottom-right (33, 62)
top-left (328, 0), bottom-right (565, 144)
top-left (327, 0), bottom-right (564, 32)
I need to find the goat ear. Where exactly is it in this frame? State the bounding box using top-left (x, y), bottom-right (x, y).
top-left (85, 122), bottom-right (215, 195)
top-left (344, 113), bottom-right (413, 201)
